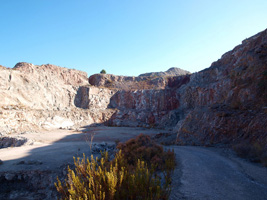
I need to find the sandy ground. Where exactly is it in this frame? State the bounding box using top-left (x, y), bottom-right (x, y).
top-left (0, 126), bottom-right (164, 172)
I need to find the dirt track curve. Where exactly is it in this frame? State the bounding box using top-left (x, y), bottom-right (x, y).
top-left (169, 146), bottom-right (267, 200)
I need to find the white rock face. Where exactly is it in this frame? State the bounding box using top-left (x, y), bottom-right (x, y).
top-left (0, 63), bottom-right (88, 109)
top-left (0, 63), bottom-right (117, 133)
top-left (42, 116), bottom-right (75, 129)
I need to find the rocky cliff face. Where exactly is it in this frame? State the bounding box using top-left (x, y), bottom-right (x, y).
top-left (0, 62), bottom-right (88, 109)
top-left (89, 29), bottom-right (267, 148)
top-left (175, 29), bottom-right (267, 146)
top-left (0, 63), bottom-right (116, 134)
top-left (1, 29), bottom-right (266, 149)
top-left (106, 89), bottom-right (181, 127)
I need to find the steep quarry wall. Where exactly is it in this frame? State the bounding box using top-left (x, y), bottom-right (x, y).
top-left (175, 29), bottom-right (267, 146)
top-left (0, 29), bottom-right (266, 148)
top-left (88, 29), bottom-right (267, 147)
top-left (0, 64), bottom-right (191, 134)
top-left (106, 89), bottom-right (181, 127)
top-left (0, 63), bottom-right (116, 134)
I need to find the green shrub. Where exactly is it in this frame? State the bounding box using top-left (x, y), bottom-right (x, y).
top-left (100, 69), bottom-right (106, 74)
top-left (55, 135), bottom-right (176, 199)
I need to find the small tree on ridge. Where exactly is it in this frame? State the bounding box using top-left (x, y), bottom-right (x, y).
top-left (100, 69), bottom-right (106, 74)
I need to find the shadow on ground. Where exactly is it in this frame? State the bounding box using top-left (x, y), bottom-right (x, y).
top-left (0, 125), bottom-right (168, 199)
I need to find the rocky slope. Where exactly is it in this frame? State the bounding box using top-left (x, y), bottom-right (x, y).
top-left (90, 29), bottom-right (267, 150)
top-left (0, 62), bottom-right (89, 109)
top-left (0, 29), bottom-right (266, 150)
top-left (89, 67), bottom-right (190, 90)
top-left (175, 29), bottom-right (267, 147)
top-left (0, 63), bottom-right (116, 134)
top-left (139, 67), bottom-right (190, 77)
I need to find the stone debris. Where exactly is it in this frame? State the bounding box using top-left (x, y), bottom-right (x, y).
top-left (0, 170), bottom-right (58, 200)
top-left (15, 160), bottom-right (43, 165)
top-left (91, 142), bottom-right (116, 154)
top-left (0, 136), bottom-right (29, 149)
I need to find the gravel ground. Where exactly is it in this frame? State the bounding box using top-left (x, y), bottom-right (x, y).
top-left (169, 146), bottom-right (267, 200)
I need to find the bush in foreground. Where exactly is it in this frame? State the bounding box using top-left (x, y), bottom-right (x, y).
top-left (55, 135), bottom-right (176, 199)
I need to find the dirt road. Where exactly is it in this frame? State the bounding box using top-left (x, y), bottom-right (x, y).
top-left (169, 146), bottom-right (267, 200)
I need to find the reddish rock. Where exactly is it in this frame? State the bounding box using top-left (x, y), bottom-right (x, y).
top-left (175, 29), bottom-right (267, 147)
top-left (105, 89), bottom-right (181, 127)
top-left (167, 75), bottom-right (190, 88)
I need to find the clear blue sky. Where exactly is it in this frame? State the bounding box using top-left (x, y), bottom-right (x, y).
top-left (0, 0), bottom-right (266, 76)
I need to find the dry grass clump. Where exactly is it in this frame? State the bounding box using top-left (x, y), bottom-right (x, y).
top-left (232, 141), bottom-right (267, 167)
top-left (55, 134), bottom-right (176, 200)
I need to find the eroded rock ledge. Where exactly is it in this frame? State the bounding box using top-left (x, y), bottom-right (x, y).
top-left (89, 67), bottom-right (190, 90)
